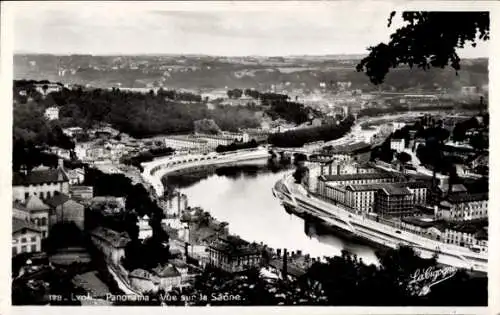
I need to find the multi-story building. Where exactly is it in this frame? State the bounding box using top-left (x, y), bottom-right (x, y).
top-left (13, 164), bottom-right (70, 203)
top-left (45, 192), bottom-right (85, 230)
top-left (317, 172), bottom-right (400, 196)
top-left (69, 186), bottom-right (94, 200)
top-left (191, 134), bottom-right (234, 149)
top-left (44, 106), bottom-right (60, 121)
top-left (12, 218), bottom-right (43, 256)
top-left (374, 185), bottom-right (415, 217)
top-left (13, 196), bottom-right (51, 238)
top-left (152, 264), bottom-right (183, 291)
top-left (436, 193), bottom-right (488, 222)
top-left (129, 269), bottom-right (160, 293)
top-left (305, 160), bottom-right (378, 193)
top-left (137, 215), bottom-right (153, 241)
top-left (207, 236), bottom-right (262, 273)
top-left (66, 168), bottom-right (85, 185)
top-left (164, 136), bottom-right (209, 152)
top-left (390, 138), bottom-right (406, 152)
top-left (322, 181), bottom-right (428, 214)
top-left (90, 227), bottom-right (131, 265)
top-left (444, 225), bottom-right (487, 252)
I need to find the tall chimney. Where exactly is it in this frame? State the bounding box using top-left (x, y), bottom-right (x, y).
top-left (282, 248), bottom-right (288, 280)
top-left (58, 158), bottom-right (64, 169)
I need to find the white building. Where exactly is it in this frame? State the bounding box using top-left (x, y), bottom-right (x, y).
top-left (13, 163), bottom-right (70, 203)
top-left (44, 106), bottom-right (60, 121)
top-left (12, 218), bottom-right (43, 256)
top-left (34, 83), bottom-right (63, 96)
top-left (436, 193), bottom-right (488, 222)
top-left (138, 215), bottom-right (153, 241)
top-left (390, 138), bottom-right (406, 152)
top-left (164, 136), bottom-right (209, 152)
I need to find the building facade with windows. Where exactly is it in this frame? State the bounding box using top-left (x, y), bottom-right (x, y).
top-left (322, 181), bottom-right (428, 215)
top-left (436, 193), bottom-right (488, 222)
top-left (12, 218), bottom-right (43, 256)
top-left (374, 186), bottom-right (416, 217)
top-left (90, 227), bottom-right (131, 265)
top-left (207, 236), bottom-right (262, 273)
top-left (13, 196), bottom-right (50, 238)
top-left (13, 166), bottom-right (70, 203)
top-left (44, 106), bottom-right (60, 121)
top-left (390, 138), bottom-right (406, 152)
top-left (317, 172), bottom-right (400, 196)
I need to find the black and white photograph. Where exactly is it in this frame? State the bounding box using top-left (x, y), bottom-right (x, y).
top-left (3, 1), bottom-right (497, 311)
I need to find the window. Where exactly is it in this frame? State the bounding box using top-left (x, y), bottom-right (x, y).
top-left (21, 245), bottom-right (27, 253)
top-left (12, 247), bottom-right (18, 256)
top-left (31, 236), bottom-right (37, 242)
top-left (31, 244), bottom-right (37, 252)
top-left (21, 237), bottom-right (26, 243)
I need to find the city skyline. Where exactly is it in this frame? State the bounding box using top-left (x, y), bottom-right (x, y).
top-left (11, 2), bottom-right (489, 57)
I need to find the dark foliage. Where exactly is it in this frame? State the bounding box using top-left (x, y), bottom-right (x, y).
top-left (269, 115), bottom-right (354, 147)
top-left (357, 12), bottom-right (490, 84)
top-left (13, 81), bottom-right (259, 139)
top-left (215, 139), bottom-right (259, 153)
top-left (121, 147), bottom-right (175, 171)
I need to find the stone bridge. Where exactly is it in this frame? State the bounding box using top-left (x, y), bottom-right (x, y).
top-left (141, 148), bottom-right (270, 197)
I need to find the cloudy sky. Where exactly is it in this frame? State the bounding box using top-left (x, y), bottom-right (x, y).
top-left (11, 1), bottom-right (489, 57)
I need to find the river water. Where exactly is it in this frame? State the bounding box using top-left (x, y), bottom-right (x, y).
top-left (162, 158), bottom-right (379, 265)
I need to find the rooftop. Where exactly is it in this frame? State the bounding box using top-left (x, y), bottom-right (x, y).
top-left (129, 268), bottom-right (160, 282)
top-left (12, 218), bottom-right (41, 234)
top-left (13, 195), bottom-right (50, 212)
top-left (13, 168), bottom-right (69, 186)
top-left (269, 259), bottom-right (307, 278)
top-left (44, 192), bottom-right (71, 208)
top-left (90, 227), bottom-right (131, 248)
top-left (209, 235), bottom-right (261, 257)
top-left (152, 264), bottom-right (181, 278)
top-left (446, 192), bottom-right (488, 204)
top-left (344, 181), bottom-right (428, 193)
top-left (379, 185), bottom-right (412, 196)
top-left (319, 171), bottom-right (397, 182)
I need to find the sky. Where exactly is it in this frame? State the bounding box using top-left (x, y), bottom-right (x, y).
top-left (10, 1), bottom-right (489, 57)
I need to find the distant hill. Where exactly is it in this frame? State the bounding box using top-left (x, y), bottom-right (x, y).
top-left (14, 54), bottom-right (488, 93)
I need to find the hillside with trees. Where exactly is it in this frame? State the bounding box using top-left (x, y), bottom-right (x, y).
top-left (269, 115), bottom-right (355, 147)
top-left (13, 80), bottom-right (261, 140)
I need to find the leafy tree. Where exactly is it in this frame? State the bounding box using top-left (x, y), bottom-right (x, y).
top-left (293, 165), bottom-right (308, 184)
top-left (469, 133), bottom-right (487, 152)
top-left (194, 119), bottom-right (222, 135)
top-left (397, 152), bottom-right (412, 164)
top-left (215, 139), bottom-right (259, 153)
top-left (357, 12), bottom-right (490, 84)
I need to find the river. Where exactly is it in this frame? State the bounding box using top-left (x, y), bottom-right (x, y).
top-left (162, 158), bottom-right (379, 265)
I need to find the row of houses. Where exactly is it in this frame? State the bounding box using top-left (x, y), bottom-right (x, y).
top-left (399, 216), bottom-right (488, 252)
